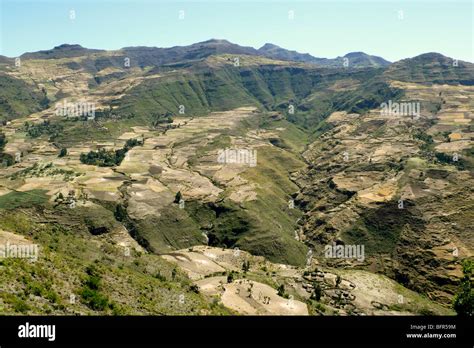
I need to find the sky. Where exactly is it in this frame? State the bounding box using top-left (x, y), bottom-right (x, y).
top-left (0, 0), bottom-right (473, 62)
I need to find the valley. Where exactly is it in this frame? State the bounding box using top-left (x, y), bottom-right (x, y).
top-left (0, 40), bottom-right (472, 316)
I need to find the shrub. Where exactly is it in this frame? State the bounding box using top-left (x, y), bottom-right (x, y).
top-left (80, 265), bottom-right (111, 311)
top-left (242, 260), bottom-right (250, 273)
top-left (80, 287), bottom-right (110, 311)
top-left (453, 260), bottom-right (473, 316)
top-left (0, 131), bottom-right (7, 151)
top-left (174, 191), bottom-right (182, 204)
top-left (277, 284), bottom-right (285, 297)
top-left (58, 148), bottom-right (67, 157)
top-left (312, 282), bottom-right (322, 301)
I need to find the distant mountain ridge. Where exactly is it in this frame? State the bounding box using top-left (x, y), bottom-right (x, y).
top-left (257, 43), bottom-right (391, 67)
top-left (20, 44), bottom-right (104, 60)
top-left (385, 52), bottom-right (474, 85)
top-left (15, 39), bottom-right (391, 68)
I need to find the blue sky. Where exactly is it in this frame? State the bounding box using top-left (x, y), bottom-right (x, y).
top-left (1, 0), bottom-right (472, 62)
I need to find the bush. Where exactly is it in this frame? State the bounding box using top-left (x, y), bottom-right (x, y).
top-left (242, 260), bottom-right (250, 273)
top-left (80, 287), bottom-right (110, 311)
top-left (335, 275), bottom-right (342, 288)
top-left (26, 120), bottom-right (63, 139)
top-left (80, 139), bottom-right (142, 167)
top-left (174, 191), bottom-right (182, 204)
top-left (58, 148), bottom-right (67, 157)
top-left (277, 284), bottom-right (285, 297)
top-left (80, 264), bottom-right (111, 311)
top-left (312, 282), bottom-right (322, 301)
top-left (0, 131), bottom-right (7, 151)
top-left (453, 260), bottom-right (473, 316)
top-left (114, 204), bottom-right (128, 221)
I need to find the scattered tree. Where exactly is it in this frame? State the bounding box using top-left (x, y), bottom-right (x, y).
top-left (453, 260), bottom-right (473, 316)
top-left (0, 132), bottom-right (7, 151)
top-left (174, 191), bottom-right (182, 204)
top-left (55, 192), bottom-right (64, 202)
top-left (114, 204), bottom-right (128, 222)
top-left (242, 260), bottom-right (250, 273)
top-left (312, 282), bottom-right (322, 301)
top-left (227, 272), bottom-right (234, 284)
top-left (58, 148), bottom-right (67, 157)
top-left (247, 283), bottom-right (254, 298)
top-left (335, 275), bottom-right (342, 288)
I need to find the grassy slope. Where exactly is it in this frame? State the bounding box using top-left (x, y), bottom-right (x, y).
top-left (237, 145), bottom-right (308, 265)
top-left (0, 209), bottom-right (230, 315)
top-left (0, 74), bottom-right (49, 122)
top-left (111, 62), bottom-right (394, 130)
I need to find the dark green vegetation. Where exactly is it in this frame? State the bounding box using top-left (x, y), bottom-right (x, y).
top-left (113, 63), bottom-right (402, 130)
top-left (0, 131), bottom-right (6, 150)
top-left (435, 148), bottom-right (474, 171)
top-left (0, 74), bottom-right (49, 121)
top-left (80, 138), bottom-right (142, 167)
top-left (80, 264), bottom-right (114, 311)
top-left (453, 259), bottom-right (474, 316)
top-left (0, 189), bottom-right (49, 210)
top-left (0, 131), bottom-right (12, 165)
top-left (342, 201), bottom-right (425, 255)
top-left (58, 148), bottom-right (67, 157)
top-left (25, 120), bottom-right (63, 139)
top-left (106, 51), bottom-right (466, 135)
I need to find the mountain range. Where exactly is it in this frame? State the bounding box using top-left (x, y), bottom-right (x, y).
top-left (12, 39), bottom-right (391, 68)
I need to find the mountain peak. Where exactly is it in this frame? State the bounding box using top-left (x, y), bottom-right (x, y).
top-left (410, 52), bottom-right (450, 61)
top-left (385, 52), bottom-right (473, 85)
top-left (21, 43), bottom-right (102, 60)
top-left (341, 52), bottom-right (391, 67)
top-left (344, 52), bottom-right (367, 58)
top-left (199, 39), bottom-right (232, 45)
top-left (259, 43), bottom-right (281, 51)
top-left (393, 52), bottom-right (458, 66)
